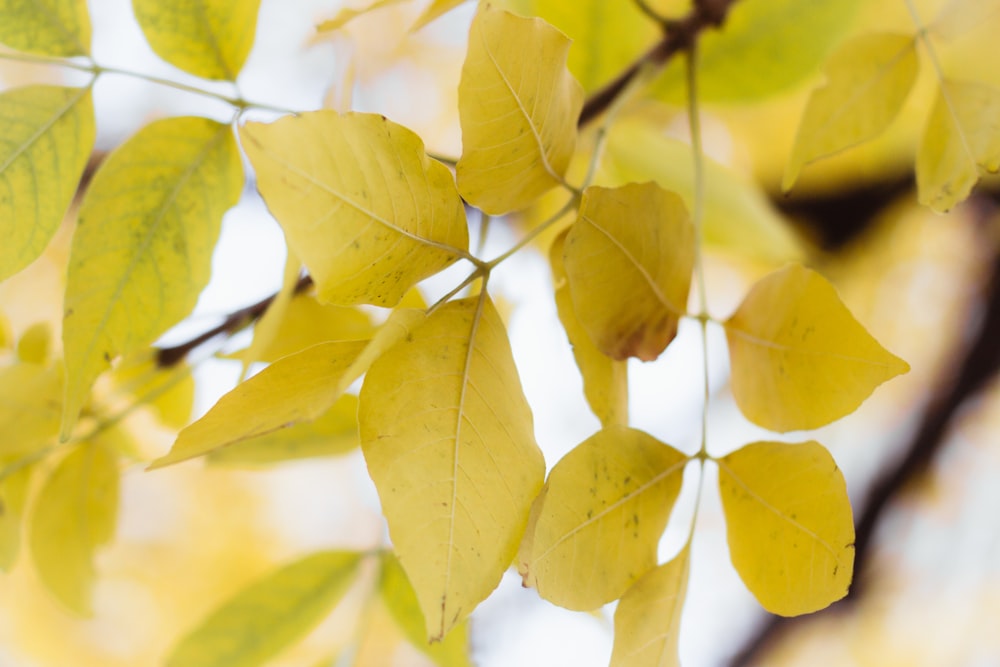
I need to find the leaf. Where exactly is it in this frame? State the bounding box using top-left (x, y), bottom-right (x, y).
top-left (931, 0), bottom-right (1000, 41)
top-left (0, 0), bottom-right (91, 56)
top-left (550, 229), bottom-right (627, 427)
top-left (917, 80), bottom-right (1000, 212)
top-left (359, 294), bottom-right (544, 639)
top-left (61, 117), bottom-right (243, 440)
top-left (111, 353), bottom-right (195, 430)
top-left (165, 550), bottom-right (362, 667)
top-left (518, 426), bottom-right (686, 611)
top-left (235, 250), bottom-right (302, 379)
top-left (0, 86), bottom-right (95, 282)
top-left (563, 183), bottom-right (694, 362)
top-left (29, 441), bottom-right (119, 615)
top-left (132, 0), bottom-right (261, 80)
top-left (784, 33), bottom-right (918, 191)
top-left (0, 362), bottom-right (62, 457)
top-left (456, 4), bottom-right (583, 214)
top-left (724, 264), bottom-right (909, 432)
top-left (610, 546), bottom-right (690, 667)
top-left (411, 0), bottom-right (467, 31)
top-left (0, 463), bottom-right (33, 571)
top-left (316, 0), bottom-right (408, 32)
top-left (717, 440), bottom-right (854, 616)
top-left (241, 112), bottom-right (469, 307)
top-left (16, 322), bottom-right (52, 364)
top-left (206, 394), bottom-right (360, 466)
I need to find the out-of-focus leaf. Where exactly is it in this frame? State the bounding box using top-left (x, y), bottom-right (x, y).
top-left (16, 322), bottom-right (51, 364)
top-left (0, 0), bottom-right (91, 56)
top-left (411, 0), bottom-right (467, 31)
top-left (0, 362), bottom-right (62, 457)
top-left (112, 352), bottom-right (196, 430)
top-left (0, 463), bottom-right (33, 571)
top-left (931, 0), bottom-right (1000, 41)
top-left (316, 0), bottom-right (407, 31)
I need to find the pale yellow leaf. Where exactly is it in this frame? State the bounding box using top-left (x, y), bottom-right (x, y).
top-left (359, 294), bottom-right (544, 639)
top-left (411, 0), bottom-right (467, 31)
top-left (456, 4), bottom-right (583, 214)
top-left (0, 313), bottom-right (11, 349)
top-left (518, 426), bottom-right (686, 610)
top-left (718, 440), bottom-right (854, 616)
top-left (241, 112), bottom-right (469, 306)
top-left (0, 0), bottom-right (91, 56)
top-left (165, 551), bottom-right (362, 667)
top-left (16, 322), bottom-right (51, 364)
top-left (784, 33), bottom-right (918, 191)
top-left (0, 86), bottom-right (95, 282)
top-left (724, 264), bottom-right (909, 432)
top-left (61, 117), bottom-right (243, 440)
top-left (132, 0), bottom-right (261, 80)
top-left (317, 0), bottom-right (408, 32)
top-left (917, 80), bottom-right (1000, 212)
top-left (29, 441), bottom-right (119, 614)
top-left (0, 362), bottom-right (62, 457)
top-left (931, 0), bottom-right (1000, 41)
top-left (111, 352), bottom-right (195, 430)
top-left (610, 546), bottom-right (690, 667)
top-left (0, 463), bottom-right (33, 571)
top-left (564, 183), bottom-right (694, 362)
top-left (236, 250), bottom-right (301, 378)
top-left (550, 229), bottom-right (627, 427)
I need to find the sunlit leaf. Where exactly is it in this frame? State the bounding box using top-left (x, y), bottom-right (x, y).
top-left (0, 86), bottom-right (95, 282)
top-left (718, 440), bottom-right (854, 616)
top-left (0, 463), bottom-right (33, 571)
top-left (564, 183), bottom-right (694, 361)
top-left (550, 229), bottom-right (627, 427)
top-left (931, 0), bottom-right (1000, 41)
top-left (411, 0), bottom-right (467, 31)
top-left (316, 0), bottom-right (407, 31)
top-left (610, 546), bottom-right (690, 667)
top-left (917, 80), bottom-right (1000, 212)
top-left (241, 112), bottom-right (469, 306)
top-left (724, 264), bottom-right (909, 432)
top-left (132, 0), bottom-right (261, 80)
top-left (0, 0), bottom-right (91, 56)
top-left (359, 294), bottom-right (544, 639)
top-left (0, 362), bottom-right (62, 457)
top-left (29, 441), bottom-right (119, 615)
top-left (784, 33), bottom-right (918, 191)
top-left (166, 551), bottom-right (362, 667)
top-left (518, 426), bottom-right (686, 610)
top-left (16, 322), bottom-right (51, 364)
top-left (456, 4), bottom-right (583, 214)
top-left (61, 117), bottom-right (243, 440)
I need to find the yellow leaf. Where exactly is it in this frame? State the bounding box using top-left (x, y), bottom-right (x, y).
top-left (0, 86), bottom-right (95, 282)
top-left (717, 440), bottom-right (854, 616)
top-left (411, 0), bottom-right (467, 31)
top-left (236, 250), bottom-right (302, 378)
top-left (917, 80), bottom-right (1000, 212)
top-left (0, 362), bottom-right (62, 457)
top-left (563, 183), bottom-right (694, 362)
top-left (0, 0), bottom-right (91, 56)
top-left (241, 112), bottom-right (469, 306)
top-left (931, 0), bottom-right (1000, 41)
top-left (316, 0), bottom-right (408, 32)
top-left (0, 313), bottom-right (11, 349)
top-left (724, 264), bottom-right (909, 432)
top-left (456, 4), bottom-right (583, 214)
top-left (359, 294), bottom-right (544, 639)
top-left (550, 229), bottom-right (628, 427)
top-left (61, 117), bottom-right (243, 440)
top-left (0, 463), bottom-right (33, 571)
top-left (610, 546), bottom-right (690, 667)
top-left (132, 0), bottom-right (261, 80)
top-left (518, 426), bottom-right (687, 610)
top-left (784, 33), bottom-right (918, 191)
top-left (29, 441), bottom-right (119, 615)
top-left (206, 394), bottom-right (360, 466)
top-left (165, 550), bottom-right (362, 667)
top-left (111, 352), bottom-right (196, 430)
top-left (16, 322), bottom-right (51, 364)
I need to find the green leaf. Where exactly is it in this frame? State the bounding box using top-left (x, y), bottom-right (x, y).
top-left (0, 463), bottom-right (33, 571)
top-left (132, 0), bottom-right (262, 80)
top-left (0, 86), bottom-right (95, 282)
top-left (166, 551), bottom-right (362, 667)
top-left (61, 117), bottom-right (243, 440)
top-left (0, 0), bottom-right (91, 56)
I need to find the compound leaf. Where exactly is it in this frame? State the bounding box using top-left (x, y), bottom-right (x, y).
top-left (0, 0), bottom-right (91, 56)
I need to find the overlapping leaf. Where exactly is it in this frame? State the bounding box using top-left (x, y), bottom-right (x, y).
top-left (456, 4), bottom-right (583, 214)
top-left (112, 353), bottom-right (196, 430)
top-left (0, 0), bottom-right (91, 56)
top-left (725, 264), bottom-right (909, 432)
top-left (412, 0), bottom-right (467, 31)
top-left (316, 0), bottom-right (407, 31)
top-left (241, 112), bottom-right (469, 306)
top-left (0, 464), bottom-right (32, 571)
top-left (518, 426), bottom-right (686, 610)
top-left (359, 295), bottom-right (544, 639)
top-left (0, 86), bottom-right (95, 282)
top-left (62, 117), bottom-right (243, 439)
top-left (0, 361), bottom-right (62, 457)
top-left (931, 0), bottom-right (1000, 41)
top-left (718, 441), bottom-right (854, 616)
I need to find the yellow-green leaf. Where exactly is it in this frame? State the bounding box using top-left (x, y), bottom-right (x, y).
top-left (0, 86), bottom-right (95, 282)
top-left (0, 463), bottom-right (33, 571)
top-left (132, 0), bottom-right (261, 80)
top-left (0, 0), bottom-right (91, 56)
top-left (166, 550), bottom-right (362, 667)
top-left (784, 33), bottom-right (918, 191)
top-left (111, 353), bottom-right (196, 430)
top-left (610, 546), bottom-right (690, 667)
top-left (316, 0), bottom-right (408, 32)
top-left (206, 394), bottom-right (360, 466)
top-left (0, 362), bottom-right (62, 457)
top-left (518, 426), bottom-right (686, 611)
top-left (718, 440), bottom-right (854, 616)
top-left (724, 264), bottom-right (908, 432)
top-left (241, 112), bottom-right (469, 306)
top-left (456, 4), bottom-right (583, 214)
top-left (29, 441), bottom-right (119, 615)
top-left (550, 229), bottom-right (627, 427)
top-left (16, 322), bottom-right (52, 364)
top-left (411, 0), bottom-right (467, 31)
top-left (564, 183), bottom-right (694, 362)
top-left (917, 80), bottom-right (1000, 212)
top-left (61, 117), bottom-right (243, 440)
top-left (359, 294), bottom-right (544, 639)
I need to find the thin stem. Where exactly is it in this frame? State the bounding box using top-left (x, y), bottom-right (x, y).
top-left (427, 269), bottom-right (485, 315)
top-left (486, 195), bottom-right (579, 269)
top-left (476, 213), bottom-right (493, 258)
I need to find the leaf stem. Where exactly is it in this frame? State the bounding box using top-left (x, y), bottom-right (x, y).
top-left (485, 195), bottom-right (579, 269)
